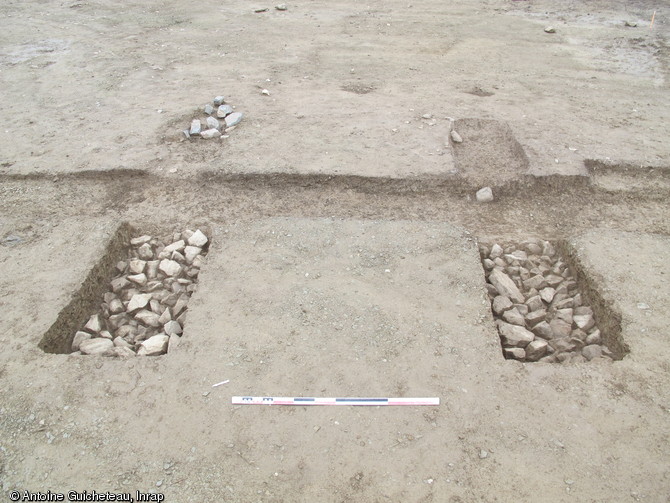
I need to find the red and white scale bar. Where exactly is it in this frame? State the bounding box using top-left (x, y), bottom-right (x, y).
top-left (232, 396), bottom-right (440, 406)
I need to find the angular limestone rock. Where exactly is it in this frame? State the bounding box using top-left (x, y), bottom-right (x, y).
top-left (159, 259), bottom-right (182, 277)
top-left (188, 229), bottom-right (208, 247)
top-left (127, 293), bottom-right (152, 313)
top-left (84, 314), bottom-right (103, 334)
top-left (497, 321), bottom-right (534, 348)
top-left (488, 269), bottom-right (524, 303)
top-left (164, 320), bottom-right (182, 336)
top-left (72, 331), bottom-right (91, 352)
top-left (79, 338), bottom-right (114, 356)
top-left (138, 334), bottom-right (169, 356)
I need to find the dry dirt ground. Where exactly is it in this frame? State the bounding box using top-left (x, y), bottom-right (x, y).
top-left (1, 0), bottom-right (670, 502)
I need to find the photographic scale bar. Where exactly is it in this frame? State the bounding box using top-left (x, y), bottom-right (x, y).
top-left (232, 396), bottom-right (440, 406)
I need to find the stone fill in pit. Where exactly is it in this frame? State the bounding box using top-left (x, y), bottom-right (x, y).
top-left (479, 239), bottom-right (623, 363)
top-left (38, 223), bottom-right (209, 357)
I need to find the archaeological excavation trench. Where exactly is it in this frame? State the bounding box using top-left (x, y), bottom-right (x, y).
top-left (36, 213), bottom-right (627, 366)
top-left (39, 223), bottom-right (211, 357)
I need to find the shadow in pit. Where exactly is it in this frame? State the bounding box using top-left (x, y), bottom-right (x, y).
top-left (39, 223), bottom-right (136, 354)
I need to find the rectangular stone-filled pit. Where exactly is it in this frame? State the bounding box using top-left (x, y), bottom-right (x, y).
top-left (38, 222), bottom-right (210, 357)
top-left (478, 238), bottom-right (627, 363)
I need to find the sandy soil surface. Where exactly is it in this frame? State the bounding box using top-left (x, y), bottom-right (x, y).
top-left (1, 0), bottom-right (670, 502)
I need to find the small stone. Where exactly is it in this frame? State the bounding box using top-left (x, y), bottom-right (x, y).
top-left (171, 250), bottom-right (186, 263)
top-left (492, 295), bottom-right (513, 315)
top-left (137, 243), bottom-right (154, 260)
top-left (200, 128), bottom-right (221, 139)
top-left (225, 112), bottom-right (243, 128)
top-left (184, 246), bottom-right (202, 264)
top-left (115, 325), bottom-right (136, 340)
top-left (113, 346), bottom-right (136, 358)
top-left (172, 294), bottom-right (190, 318)
top-left (150, 299), bottom-right (163, 315)
top-left (204, 104), bottom-right (214, 115)
top-left (549, 318), bottom-right (572, 339)
top-left (213, 96), bottom-right (226, 106)
top-left (515, 303), bottom-right (529, 316)
top-left (532, 321), bottom-right (553, 340)
top-left (99, 330), bottom-right (113, 340)
top-left (158, 308), bottom-right (172, 326)
top-left (107, 313), bottom-right (129, 331)
top-left (164, 320), bottom-right (183, 336)
top-left (138, 334), bottom-right (169, 356)
top-left (129, 259), bottom-right (146, 274)
top-left (544, 26), bottom-right (556, 33)
top-left (145, 260), bottom-right (159, 279)
top-left (525, 295), bottom-right (544, 312)
top-left (523, 275), bottom-right (547, 291)
top-left (113, 337), bottom-right (132, 349)
top-left (551, 338), bottom-right (576, 353)
top-left (574, 314), bottom-right (595, 331)
top-left (479, 449), bottom-right (488, 459)
top-left (525, 309), bottom-right (547, 327)
top-left (503, 347), bottom-right (525, 360)
top-left (539, 287), bottom-right (556, 303)
top-left (475, 187), bottom-right (493, 203)
top-left (131, 235), bottom-right (152, 246)
top-left (450, 130), bottom-right (463, 143)
top-left (555, 308), bottom-right (573, 325)
top-left (482, 258), bottom-right (495, 270)
top-left (553, 298), bottom-right (573, 310)
top-left (261, 89), bottom-right (270, 96)
top-left (127, 293), bottom-right (152, 313)
top-left (189, 119), bottom-right (202, 135)
top-left (188, 229), bottom-right (208, 247)
top-left (72, 331), bottom-right (91, 352)
top-left (163, 240), bottom-right (185, 254)
top-left (110, 277), bottom-right (130, 293)
top-left (525, 339), bottom-right (548, 361)
top-left (135, 310), bottom-right (162, 327)
top-left (127, 273), bottom-right (147, 286)
top-left (585, 330), bottom-right (601, 345)
top-left (206, 116), bottom-right (220, 130)
top-left (497, 321), bottom-right (534, 348)
top-left (582, 344), bottom-right (602, 361)
top-left (488, 269), bottom-right (524, 303)
top-left (108, 298), bottom-right (124, 314)
top-left (159, 259), bottom-right (182, 277)
top-left (489, 244), bottom-right (503, 259)
top-left (254, 7), bottom-right (269, 12)
top-left (545, 275), bottom-right (564, 287)
top-left (217, 105), bottom-right (233, 118)
top-left (275, 3), bottom-right (287, 10)
top-left (84, 314), bottom-right (103, 333)
top-left (502, 308), bottom-right (526, 327)
top-left (625, 20), bottom-right (637, 27)
top-left (79, 338), bottom-right (114, 356)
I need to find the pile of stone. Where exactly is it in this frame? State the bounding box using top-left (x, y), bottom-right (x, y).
top-left (183, 95), bottom-right (243, 140)
top-left (71, 229), bottom-right (209, 357)
top-left (479, 239), bottom-right (613, 364)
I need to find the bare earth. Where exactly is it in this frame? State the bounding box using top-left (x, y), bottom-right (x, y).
top-left (1, 0), bottom-right (670, 502)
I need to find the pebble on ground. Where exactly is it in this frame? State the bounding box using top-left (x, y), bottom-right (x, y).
top-left (182, 96), bottom-right (243, 140)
